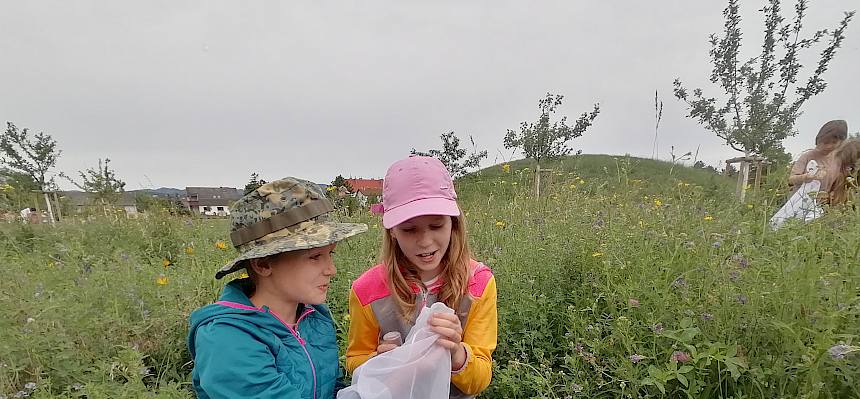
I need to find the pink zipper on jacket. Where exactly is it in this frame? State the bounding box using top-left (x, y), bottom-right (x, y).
top-left (216, 301), bottom-right (319, 399)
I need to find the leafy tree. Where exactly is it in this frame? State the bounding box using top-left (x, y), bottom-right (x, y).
top-left (504, 92), bottom-right (600, 197)
top-left (62, 158), bottom-right (126, 207)
top-left (674, 0), bottom-right (855, 159)
top-left (1, 122), bottom-right (61, 190)
top-left (244, 172), bottom-right (268, 195)
top-left (411, 131), bottom-right (488, 178)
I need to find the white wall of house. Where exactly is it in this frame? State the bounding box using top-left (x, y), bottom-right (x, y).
top-left (198, 205), bottom-right (230, 216)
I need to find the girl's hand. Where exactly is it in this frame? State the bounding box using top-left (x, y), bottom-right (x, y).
top-left (375, 342), bottom-right (399, 356)
top-left (428, 312), bottom-right (467, 370)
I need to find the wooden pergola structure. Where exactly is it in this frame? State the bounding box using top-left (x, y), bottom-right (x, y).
top-left (724, 155), bottom-right (769, 202)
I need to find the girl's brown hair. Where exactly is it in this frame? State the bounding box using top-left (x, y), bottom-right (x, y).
top-left (828, 139), bottom-right (860, 205)
top-left (381, 214), bottom-right (472, 320)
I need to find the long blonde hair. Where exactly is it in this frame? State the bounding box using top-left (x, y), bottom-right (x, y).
top-left (829, 139), bottom-right (860, 205)
top-left (381, 214), bottom-right (472, 320)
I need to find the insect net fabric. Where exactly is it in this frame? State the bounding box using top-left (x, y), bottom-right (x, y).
top-left (338, 302), bottom-right (454, 399)
top-left (770, 159), bottom-right (824, 229)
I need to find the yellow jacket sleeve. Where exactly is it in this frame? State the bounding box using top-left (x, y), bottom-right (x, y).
top-left (345, 288), bottom-right (380, 373)
top-left (451, 276), bottom-right (498, 395)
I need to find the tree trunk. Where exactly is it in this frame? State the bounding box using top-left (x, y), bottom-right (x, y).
top-left (535, 162), bottom-right (542, 200)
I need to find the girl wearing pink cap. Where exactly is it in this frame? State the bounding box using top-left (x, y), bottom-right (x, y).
top-left (345, 156), bottom-right (498, 398)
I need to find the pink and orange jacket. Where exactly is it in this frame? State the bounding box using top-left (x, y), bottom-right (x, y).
top-left (346, 260), bottom-right (498, 398)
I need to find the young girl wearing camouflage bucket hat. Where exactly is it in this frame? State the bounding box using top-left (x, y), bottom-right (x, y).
top-left (187, 177), bottom-right (367, 399)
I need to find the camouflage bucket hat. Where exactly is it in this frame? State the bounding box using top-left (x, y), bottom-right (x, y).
top-left (216, 177), bottom-right (368, 279)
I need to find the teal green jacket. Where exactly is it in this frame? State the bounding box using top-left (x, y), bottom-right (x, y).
top-left (188, 280), bottom-right (344, 399)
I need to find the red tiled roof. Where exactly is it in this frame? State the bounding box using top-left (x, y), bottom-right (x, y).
top-left (345, 179), bottom-right (383, 196)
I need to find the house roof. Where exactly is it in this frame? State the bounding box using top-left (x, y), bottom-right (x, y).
top-left (345, 179), bottom-right (383, 196)
top-left (185, 187), bottom-right (242, 206)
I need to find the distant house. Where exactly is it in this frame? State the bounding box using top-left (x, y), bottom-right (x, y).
top-left (62, 191), bottom-right (139, 217)
top-left (345, 179), bottom-right (383, 196)
top-left (344, 178), bottom-right (383, 206)
top-left (184, 187), bottom-right (242, 216)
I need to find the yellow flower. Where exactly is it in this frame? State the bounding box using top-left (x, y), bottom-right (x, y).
top-left (747, 204), bottom-right (754, 209)
top-left (326, 186), bottom-right (336, 192)
top-left (495, 220), bottom-right (506, 228)
top-left (185, 246), bottom-right (194, 255)
top-left (654, 199), bottom-right (663, 207)
top-left (592, 252), bottom-right (603, 257)
top-left (704, 215), bottom-right (714, 221)
top-left (215, 241), bottom-right (227, 250)
top-left (569, 184), bottom-right (577, 190)
top-left (512, 182), bottom-right (518, 186)
top-left (239, 272), bottom-right (250, 279)
top-left (578, 179), bottom-right (585, 184)
top-left (0, 183), bottom-right (13, 192)
top-left (156, 274), bottom-right (169, 285)
top-left (162, 258), bottom-right (171, 267)
top-left (500, 180), bottom-right (506, 184)
top-left (502, 163), bottom-right (511, 173)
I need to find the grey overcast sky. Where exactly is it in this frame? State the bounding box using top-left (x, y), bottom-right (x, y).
top-left (1, 1), bottom-right (857, 190)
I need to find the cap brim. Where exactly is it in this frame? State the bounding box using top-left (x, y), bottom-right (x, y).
top-left (382, 197), bottom-right (460, 229)
top-left (216, 221), bottom-right (368, 279)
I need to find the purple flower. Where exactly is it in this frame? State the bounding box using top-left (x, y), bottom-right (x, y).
top-left (732, 254), bottom-right (749, 268)
top-left (729, 271), bottom-right (740, 282)
top-left (701, 313), bottom-right (714, 321)
top-left (671, 351), bottom-right (692, 363)
top-left (736, 295), bottom-right (749, 305)
top-left (653, 323), bottom-right (664, 334)
top-left (628, 298), bottom-right (640, 307)
top-left (712, 241), bottom-right (722, 249)
top-left (630, 354), bottom-right (645, 363)
top-left (828, 344), bottom-right (854, 360)
top-left (672, 277), bottom-right (687, 289)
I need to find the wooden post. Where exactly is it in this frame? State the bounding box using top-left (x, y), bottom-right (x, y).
top-left (43, 192), bottom-right (56, 225)
top-left (753, 161), bottom-right (763, 194)
top-left (534, 163), bottom-right (541, 200)
top-left (53, 192), bottom-right (62, 222)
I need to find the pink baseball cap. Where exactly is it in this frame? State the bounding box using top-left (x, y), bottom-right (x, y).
top-left (371, 156), bottom-right (460, 229)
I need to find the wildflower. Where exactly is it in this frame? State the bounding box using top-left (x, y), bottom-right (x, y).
top-left (569, 184), bottom-right (577, 190)
top-left (672, 351), bottom-right (692, 363)
top-left (500, 180), bottom-right (506, 184)
top-left (185, 246), bottom-right (194, 255)
top-left (630, 354), bottom-right (645, 364)
top-left (502, 163), bottom-right (511, 173)
top-left (156, 274), bottom-right (169, 285)
top-left (26, 317), bottom-right (35, 323)
top-left (653, 323), bottom-right (664, 333)
top-left (747, 204), bottom-right (754, 209)
top-left (239, 272), bottom-right (249, 279)
top-left (671, 277), bottom-right (687, 289)
top-left (215, 241), bottom-right (227, 250)
top-left (571, 383), bottom-right (583, 393)
top-left (511, 182), bottom-right (518, 186)
top-left (732, 254), bottom-right (749, 268)
top-left (71, 383), bottom-right (83, 391)
top-left (578, 179), bottom-right (585, 184)
top-left (701, 313), bottom-right (714, 321)
top-left (729, 271), bottom-right (741, 282)
top-left (712, 241), bottom-right (722, 249)
top-left (592, 219), bottom-right (604, 228)
top-left (653, 199), bottom-right (663, 207)
top-left (326, 186), bottom-right (336, 192)
top-left (828, 344), bottom-right (858, 360)
top-left (591, 252), bottom-right (603, 257)
top-left (24, 383), bottom-right (36, 391)
top-left (628, 298), bottom-right (640, 307)
top-left (495, 220), bottom-right (506, 228)
top-left (704, 215), bottom-right (714, 221)
top-left (162, 258), bottom-right (171, 267)
top-left (736, 295), bottom-right (748, 305)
